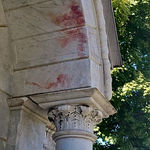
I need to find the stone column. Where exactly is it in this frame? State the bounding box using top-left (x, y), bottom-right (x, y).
top-left (48, 105), bottom-right (103, 150)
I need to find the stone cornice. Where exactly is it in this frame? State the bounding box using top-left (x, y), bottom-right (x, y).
top-left (30, 88), bottom-right (116, 118)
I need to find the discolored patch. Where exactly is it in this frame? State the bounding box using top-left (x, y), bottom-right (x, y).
top-left (26, 74), bottom-right (71, 89)
top-left (48, 1), bottom-right (87, 57)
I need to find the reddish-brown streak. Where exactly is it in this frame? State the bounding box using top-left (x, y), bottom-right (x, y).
top-left (64, 29), bottom-right (87, 57)
top-left (26, 74), bottom-right (71, 89)
top-left (53, 2), bottom-right (85, 27)
top-left (25, 81), bottom-right (42, 88)
top-left (58, 29), bottom-right (87, 57)
top-left (49, 1), bottom-right (87, 57)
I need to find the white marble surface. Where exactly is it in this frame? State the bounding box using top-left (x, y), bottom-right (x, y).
top-left (13, 26), bottom-right (88, 70)
top-left (4, 0), bottom-right (84, 39)
top-left (11, 59), bottom-right (91, 97)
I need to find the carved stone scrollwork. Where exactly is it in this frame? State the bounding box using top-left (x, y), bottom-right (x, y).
top-left (48, 105), bottom-right (103, 133)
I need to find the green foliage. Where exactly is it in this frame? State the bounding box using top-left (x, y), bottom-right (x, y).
top-left (94, 0), bottom-right (150, 149)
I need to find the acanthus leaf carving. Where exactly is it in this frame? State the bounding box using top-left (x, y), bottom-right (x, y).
top-left (48, 105), bottom-right (103, 133)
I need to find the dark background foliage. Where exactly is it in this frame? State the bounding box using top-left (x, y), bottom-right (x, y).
top-left (94, 0), bottom-right (150, 149)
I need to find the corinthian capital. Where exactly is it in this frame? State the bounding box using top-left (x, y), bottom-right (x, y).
top-left (48, 105), bottom-right (103, 133)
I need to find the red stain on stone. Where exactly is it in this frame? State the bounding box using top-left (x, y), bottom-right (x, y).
top-left (44, 82), bottom-right (58, 89)
top-left (26, 74), bottom-right (71, 89)
top-left (45, 74), bottom-right (70, 89)
top-left (48, 1), bottom-right (87, 57)
top-left (25, 81), bottom-right (42, 88)
top-left (53, 2), bottom-right (85, 27)
top-left (58, 29), bottom-right (87, 57)
top-left (57, 74), bottom-right (70, 86)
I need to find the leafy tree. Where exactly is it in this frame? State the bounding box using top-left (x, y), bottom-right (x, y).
top-left (94, 0), bottom-right (150, 149)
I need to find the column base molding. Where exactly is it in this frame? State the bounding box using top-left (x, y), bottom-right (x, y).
top-left (53, 130), bottom-right (97, 142)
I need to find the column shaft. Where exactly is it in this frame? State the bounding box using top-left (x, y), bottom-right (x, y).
top-left (56, 138), bottom-right (93, 150)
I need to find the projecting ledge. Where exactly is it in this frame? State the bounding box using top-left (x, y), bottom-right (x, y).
top-left (30, 88), bottom-right (116, 119)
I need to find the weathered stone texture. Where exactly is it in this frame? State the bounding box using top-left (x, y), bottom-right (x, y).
top-left (1, 0), bottom-right (121, 101)
top-left (90, 60), bottom-right (104, 95)
top-left (0, 140), bottom-right (6, 150)
top-left (7, 107), bottom-right (46, 150)
top-left (43, 127), bottom-right (56, 150)
top-left (13, 26), bottom-right (89, 70)
top-left (11, 59), bottom-right (91, 96)
top-left (0, 0), bottom-right (12, 94)
top-left (13, 26), bottom-right (101, 70)
top-left (0, 0), bottom-right (7, 26)
top-left (0, 27), bottom-right (12, 93)
top-left (94, 0), bottom-right (112, 100)
top-left (0, 91), bottom-right (9, 142)
top-left (17, 111), bottom-right (46, 150)
top-left (3, 0), bottom-right (47, 10)
top-left (2, 0), bottom-right (108, 99)
top-left (4, 0), bottom-right (85, 40)
top-left (6, 110), bottom-right (21, 150)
